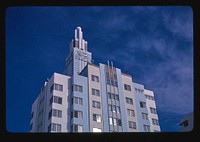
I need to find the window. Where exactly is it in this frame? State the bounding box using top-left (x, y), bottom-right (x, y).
top-left (142, 113), bottom-right (148, 120)
top-left (109, 117), bottom-right (113, 125)
top-left (182, 120), bottom-right (189, 127)
top-left (140, 101), bottom-right (146, 108)
top-left (112, 105), bottom-right (116, 112)
top-left (126, 97), bottom-right (133, 105)
top-left (135, 88), bottom-right (144, 94)
top-left (117, 119), bottom-right (122, 126)
top-left (49, 109), bottom-right (62, 119)
top-left (115, 95), bottom-right (119, 101)
top-left (48, 123), bottom-right (61, 132)
top-left (108, 105), bottom-right (120, 113)
top-left (93, 114), bottom-right (101, 122)
top-left (108, 105), bottom-right (112, 111)
top-left (150, 107), bottom-right (157, 114)
top-left (53, 109), bottom-right (62, 118)
top-left (73, 97), bottom-right (83, 105)
top-left (108, 93), bottom-right (119, 101)
top-left (129, 121), bottom-right (136, 129)
top-left (145, 94), bottom-right (155, 100)
top-left (72, 124), bottom-right (83, 132)
top-left (91, 75), bottom-right (99, 82)
top-left (54, 96), bottom-right (62, 104)
top-left (152, 118), bottom-right (159, 125)
top-left (73, 110), bottom-right (83, 118)
top-left (73, 84), bottom-right (83, 92)
top-left (92, 101), bottom-right (101, 109)
top-left (144, 125), bottom-right (151, 132)
top-left (93, 127), bottom-right (102, 132)
top-left (92, 88), bottom-right (100, 96)
top-left (116, 106), bottom-right (120, 113)
top-left (50, 83), bottom-right (63, 93)
top-left (107, 79), bottom-right (118, 87)
top-left (113, 118), bottom-right (117, 126)
top-left (124, 84), bottom-right (131, 91)
top-left (127, 109), bottom-right (135, 117)
top-left (49, 96), bottom-right (62, 105)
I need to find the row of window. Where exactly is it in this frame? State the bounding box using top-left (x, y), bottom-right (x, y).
top-left (49, 82), bottom-right (133, 95)
top-left (46, 118), bottom-right (156, 132)
top-left (145, 94), bottom-right (155, 101)
top-left (134, 88), bottom-right (144, 93)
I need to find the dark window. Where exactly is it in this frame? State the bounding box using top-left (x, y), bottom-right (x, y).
top-left (140, 101), bottom-right (146, 108)
top-left (126, 97), bottom-right (133, 105)
top-left (92, 101), bottom-right (101, 109)
top-left (127, 109), bottom-right (135, 117)
top-left (49, 96), bottom-right (62, 105)
top-left (144, 125), bottom-right (150, 132)
top-left (73, 110), bottom-right (83, 118)
top-left (48, 123), bottom-right (61, 132)
top-left (93, 114), bottom-right (101, 122)
top-left (91, 75), bottom-right (99, 82)
top-left (129, 121), bottom-right (136, 129)
top-left (92, 88), bottom-right (100, 96)
top-left (50, 83), bottom-right (63, 93)
top-left (150, 107), bottom-right (157, 114)
top-left (73, 84), bottom-right (83, 92)
top-left (124, 84), bottom-right (131, 91)
top-left (152, 118), bottom-right (159, 125)
top-left (117, 119), bottom-right (122, 126)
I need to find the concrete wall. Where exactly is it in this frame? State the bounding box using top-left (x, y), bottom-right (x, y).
top-left (88, 64), bottom-right (103, 132)
top-left (144, 89), bottom-right (161, 132)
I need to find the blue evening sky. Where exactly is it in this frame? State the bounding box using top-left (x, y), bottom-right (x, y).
top-left (6, 6), bottom-right (193, 132)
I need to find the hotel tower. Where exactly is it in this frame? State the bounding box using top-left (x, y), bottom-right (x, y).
top-left (30, 27), bottom-right (161, 132)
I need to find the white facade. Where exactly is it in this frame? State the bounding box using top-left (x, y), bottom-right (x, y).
top-left (30, 27), bottom-right (161, 132)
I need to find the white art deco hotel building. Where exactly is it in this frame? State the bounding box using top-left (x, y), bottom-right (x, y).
top-left (30, 27), bottom-right (161, 133)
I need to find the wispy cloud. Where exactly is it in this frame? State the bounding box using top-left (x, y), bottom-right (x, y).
top-left (97, 6), bottom-right (193, 115)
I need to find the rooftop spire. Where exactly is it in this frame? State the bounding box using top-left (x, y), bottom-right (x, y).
top-left (70, 26), bottom-right (88, 52)
top-left (75, 26), bottom-right (83, 39)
